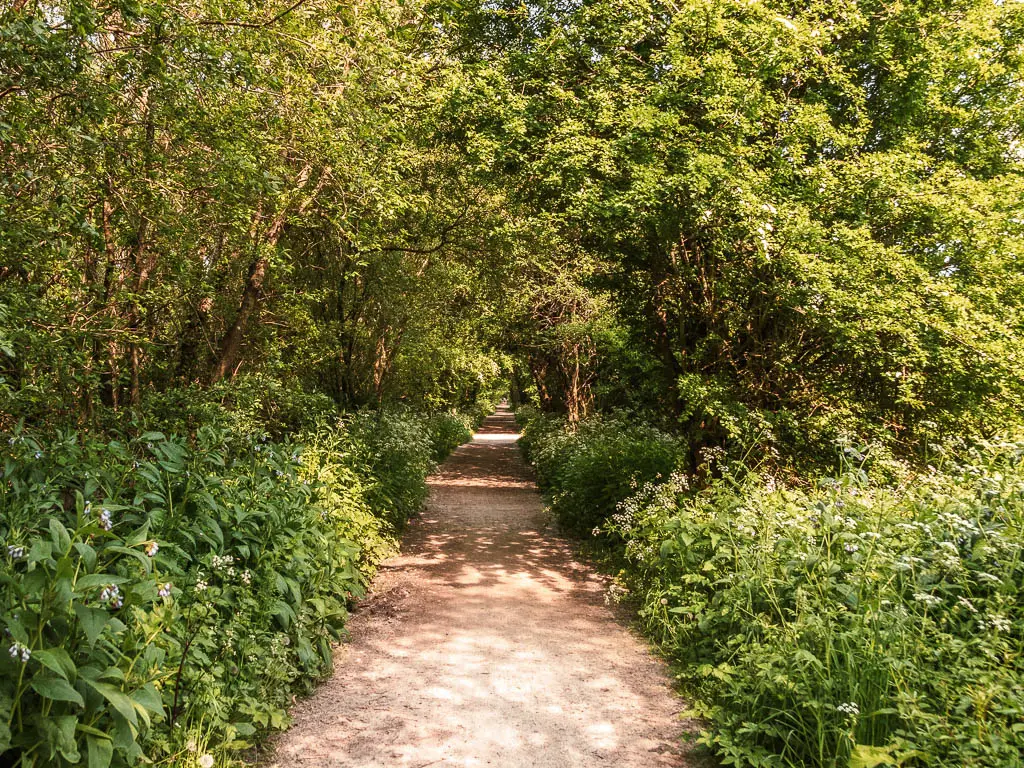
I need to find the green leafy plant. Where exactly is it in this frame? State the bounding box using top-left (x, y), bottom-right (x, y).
top-left (520, 407), bottom-right (1024, 767)
top-left (1, 402), bottom-right (459, 766)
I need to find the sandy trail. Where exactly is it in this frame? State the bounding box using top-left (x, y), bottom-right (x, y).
top-left (268, 406), bottom-right (698, 768)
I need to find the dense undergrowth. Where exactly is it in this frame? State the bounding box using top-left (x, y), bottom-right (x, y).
top-left (518, 407), bottom-right (1024, 768)
top-left (0, 384), bottom-right (485, 768)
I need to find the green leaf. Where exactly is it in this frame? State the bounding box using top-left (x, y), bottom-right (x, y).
top-left (273, 599), bottom-right (296, 629)
top-left (28, 538), bottom-right (53, 564)
top-left (74, 541), bottom-right (97, 571)
top-left (53, 715), bottom-right (80, 762)
top-left (31, 674), bottom-right (85, 707)
top-left (76, 573), bottom-right (130, 590)
top-left (87, 734), bottom-right (113, 768)
top-left (74, 603), bottom-right (110, 645)
top-left (110, 710), bottom-right (141, 757)
top-left (232, 721), bottom-right (257, 737)
top-left (83, 680), bottom-right (138, 728)
top-left (49, 518), bottom-right (71, 551)
top-left (107, 545), bottom-right (153, 573)
top-left (850, 744), bottom-right (897, 768)
top-left (98, 666), bottom-right (125, 682)
top-left (32, 648), bottom-right (76, 682)
top-left (124, 521), bottom-right (151, 547)
top-left (131, 683), bottom-right (165, 718)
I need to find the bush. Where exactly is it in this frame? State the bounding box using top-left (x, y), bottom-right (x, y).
top-left (140, 375), bottom-right (338, 439)
top-left (519, 410), bottom-right (685, 535)
top-left (615, 447), bottom-right (1024, 767)
top-left (520, 409), bottom-right (1024, 767)
top-left (345, 410), bottom-right (435, 529)
top-left (0, 407), bottom-right (445, 767)
top-left (426, 412), bottom-right (474, 463)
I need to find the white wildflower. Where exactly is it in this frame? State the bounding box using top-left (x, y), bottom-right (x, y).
top-left (837, 701), bottom-right (860, 717)
top-left (8, 641), bottom-right (30, 663)
top-left (979, 614), bottom-right (1011, 633)
top-left (100, 584), bottom-right (123, 608)
top-left (957, 596), bottom-right (977, 613)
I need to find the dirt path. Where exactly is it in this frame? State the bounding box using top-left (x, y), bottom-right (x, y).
top-left (268, 407), bottom-right (699, 768)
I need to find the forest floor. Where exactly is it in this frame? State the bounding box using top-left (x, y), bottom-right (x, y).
top-left (266, 407), bottom-right (705, 767)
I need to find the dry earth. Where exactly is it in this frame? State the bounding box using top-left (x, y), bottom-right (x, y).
top-left (267, 406), bottom-right (703, 768)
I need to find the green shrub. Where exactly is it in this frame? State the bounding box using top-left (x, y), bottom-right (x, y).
top-left (520, 408), bottom-right (1024, 767)
top-left (0, 407), bottom-right (444, 767)
top-left (608, 443), bottom-right (1024, 768)
top-left (519, 410), bottom-right (685, 535)
top-left (140, 375), bottom-right (337, 440)
top-left (346, 410), bottom-right (435, 529)
top-left (426, 412), bottom-right (474, 462)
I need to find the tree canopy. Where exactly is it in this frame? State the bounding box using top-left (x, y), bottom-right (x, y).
top-left (2, 0), bottom-right (1023, 465)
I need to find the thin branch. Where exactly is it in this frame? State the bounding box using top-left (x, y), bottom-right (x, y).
top-left (195, 0), bottom-right (311, 29)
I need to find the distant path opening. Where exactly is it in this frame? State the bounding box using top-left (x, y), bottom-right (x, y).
top-left (268, 406), bottom-right (698, 767)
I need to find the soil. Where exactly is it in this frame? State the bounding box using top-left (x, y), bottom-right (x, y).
top-left (265, 406), bottom-right (704, 768)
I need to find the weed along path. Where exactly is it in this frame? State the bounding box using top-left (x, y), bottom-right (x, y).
top-left (268, 407), bottom-right (697, 768)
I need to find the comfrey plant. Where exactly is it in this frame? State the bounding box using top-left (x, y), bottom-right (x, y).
top-left (1, 490), bottom-right (174, 766)
top-left (2, 406), bottom-right (455, 766)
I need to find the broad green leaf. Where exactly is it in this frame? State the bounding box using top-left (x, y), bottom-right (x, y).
top-left (76, 574), bottom-right (130, 591)
top-left (32, 648), bottom-right (76, 682)
top-left (74, 604), bottom-right (110, 645)
top-left (74, 541), bottom-right (97, 571)
top-left (31, 674), bottom-right (84, 707)
top-left (107, 546), bottom-right (153, 573)
top-left (131, 683), bottom-right (165, 717)
top-left (87, 734), bottom-right (113, 768)
top-left (124, 521), bottom-right (151, 547)
top-left (49, 518), bottom-right (71, 551)
top-left (83, 680), bottom-right (138, 727)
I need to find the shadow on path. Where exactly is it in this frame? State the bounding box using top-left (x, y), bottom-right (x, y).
top-left (267, 406), bottom-right (701, 768)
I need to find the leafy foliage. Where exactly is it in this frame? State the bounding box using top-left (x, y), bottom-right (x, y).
top-left (448, 0), bottom-right (1024, 461)
top-left (3, 0), bottom-right (1024, 765)
top-left (519, 407), bottom-right (686, 535)
top-left (520, 408), bottom-right (1024, 767)
top-left (0, 406), bottom-right (467, 767)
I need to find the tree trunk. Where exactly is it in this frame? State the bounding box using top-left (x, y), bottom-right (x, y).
top-left (211, 255), bottom-right (268, 383)
top-left (210, 164), bottom-right (326, 382)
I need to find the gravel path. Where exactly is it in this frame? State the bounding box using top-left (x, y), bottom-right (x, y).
top-left (267, 406), bottom-right (700, 768)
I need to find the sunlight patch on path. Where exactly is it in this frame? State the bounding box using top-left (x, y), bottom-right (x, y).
top-left (267, 405), bottom-right (697, 768)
